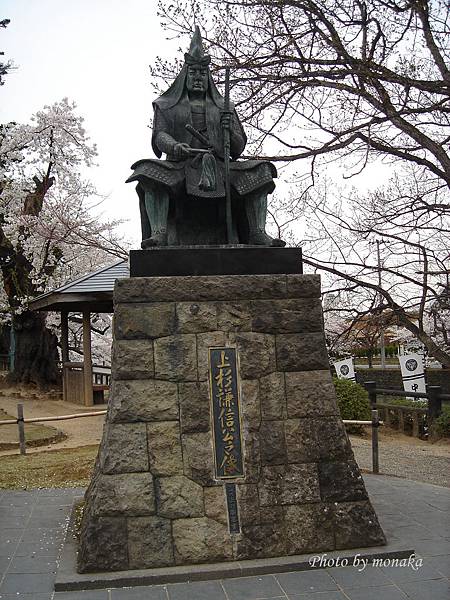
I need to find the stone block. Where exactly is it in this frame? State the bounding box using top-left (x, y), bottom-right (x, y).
top-left (259, 372), bottom-right (286, 420)
top-left (319, 460), bottom-right (367, 502)
top-left (216, 301), bottom-right (252, 331)
top-left (236, 522), bottom-right (286, 560)
top-left (128, 516), bottom-right (174, 568)
top-left (242, 430), bottom-right (261, 483)
top-left (147, 421), bottom-right (183, 476)
top-left (182, 431), bottom-right (216, 485)
top-left (196, 331), bottom-right (227, 381)
top-left (90, 473), bottom-right (155, 517)
top-left (259, 464), bottom-right (320, 506)
top-left (285, 504), bottom-right (335, 554)
top-left (154, 334), bottom-right (197, 381)
top-left (251, 299), bottom-right (323, 334)
top-left (179, 381), bottom-right (210, 433)
top-left (241, 379), bottom-right (261, 431)
top-left (285, 370), bottom-right (338, 418)
top-left (317, 417), bottom-right (353, 461)
top-left (286, 274), bottom-right (321, 298)
top-left (260, 421), bottom-right (287, 465)
top-left (110, 379), bottom-right (178, 423)
top-left (112, 340), bottom-right (154, 379)
top-left (235, 332), bottom-right (277, 379)
top-left (172, 517), bottom-right (233, 564)
top-left (204, 486), bottom-right (228, 525)
top-left (100, 423), bottom-right (148, 474)
top-left (236, 483), bottom-right (260, 527)
top-left (333, 501), bottom-right (386, 550)
top-left (175, 302), bottom-right (217, 333)
top-left (156, 475), bottom-right (204, 518)
top-left (78, 516), bottom-right (128, 572)
top-left (114, 302), bottom-right (176, 339)
top-left (276, 333), bottom-right (329, 371)
top-left (115, 274), bottom-right (288, 303)
top-left (259, 505), bottom-right (285, 525)
top-left (285, 418), bottom-right (320, 463)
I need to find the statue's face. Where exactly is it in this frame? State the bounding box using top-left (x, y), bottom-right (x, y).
top-left (186, 64), bottom-right (208, 94)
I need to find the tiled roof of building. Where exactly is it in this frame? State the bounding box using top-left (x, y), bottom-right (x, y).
top-left (51, 260), bottom-right (129, 293)
top-left (29, 260), bottom-right (129, 312)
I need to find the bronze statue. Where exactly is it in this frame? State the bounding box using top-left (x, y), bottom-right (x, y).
top-left (127, 27), bottom-right (285, 248)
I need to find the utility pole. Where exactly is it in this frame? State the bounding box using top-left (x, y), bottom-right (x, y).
top-left (376, 240), bottom-right (386, 369)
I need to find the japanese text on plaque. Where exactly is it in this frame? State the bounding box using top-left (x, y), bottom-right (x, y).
top-left (209, 347), bottom-right (244, 479)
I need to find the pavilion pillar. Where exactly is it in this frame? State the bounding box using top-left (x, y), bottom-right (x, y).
top-left (61, 310), bottom-right (69, 362)
top-left (61, 310), bottom-right (69, 402)
top-left (82, 310), bottom-right (93, 407)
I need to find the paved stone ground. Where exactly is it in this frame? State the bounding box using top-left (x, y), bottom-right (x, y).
top-left (0, 475), bottom-right (449, 600)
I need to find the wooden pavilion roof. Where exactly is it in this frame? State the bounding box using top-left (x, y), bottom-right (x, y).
top-left (29, 260), bottom-right (129, 313)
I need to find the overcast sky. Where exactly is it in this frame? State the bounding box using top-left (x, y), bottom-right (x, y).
top-left (1, 0), bottom-right (180, 245)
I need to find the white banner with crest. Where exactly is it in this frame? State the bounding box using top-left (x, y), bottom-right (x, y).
top-left (333, 357), bottom-right (356, 381)
top-left (398, 353), bottom-right (426, 398)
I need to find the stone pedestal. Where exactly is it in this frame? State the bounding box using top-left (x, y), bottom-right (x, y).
top-left (78, 273), bottom-right (385, 572)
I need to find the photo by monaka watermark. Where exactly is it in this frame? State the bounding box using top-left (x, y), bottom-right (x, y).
top-left (309, 553), bottom-right (423, 572)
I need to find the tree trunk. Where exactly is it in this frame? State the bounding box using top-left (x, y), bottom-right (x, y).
top-left (8, 311), bottom-right (60, 387)
top-left (368, 351), bottom-right (373, 368)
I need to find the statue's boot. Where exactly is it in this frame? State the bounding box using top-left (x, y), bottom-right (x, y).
top-left (142, 186), bottom-right (169, 247)
top-left (245, 192), bottom-right (286, 247)
top-left (141, 231), bottom-right (168, 248)
top-left (249, 230), bottom-right (286, 247)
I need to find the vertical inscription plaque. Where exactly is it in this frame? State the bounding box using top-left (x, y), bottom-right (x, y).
top-left (208, 347), bottom-right (245, 479)
top-left (225, 483), bottom-right (241, 533)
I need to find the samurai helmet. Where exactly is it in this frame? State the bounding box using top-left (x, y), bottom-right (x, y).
top-left (184, 26), bottom-right (211, 66)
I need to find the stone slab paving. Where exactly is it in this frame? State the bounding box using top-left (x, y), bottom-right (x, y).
top-left (0, 475), bottom-right (449, 600)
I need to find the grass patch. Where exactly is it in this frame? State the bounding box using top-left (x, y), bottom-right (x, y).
top-left (0, 444), bottom-right (98, 489)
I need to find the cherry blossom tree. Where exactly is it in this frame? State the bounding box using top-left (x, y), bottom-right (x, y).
top-left (0, 99), bottom-right (127, 386)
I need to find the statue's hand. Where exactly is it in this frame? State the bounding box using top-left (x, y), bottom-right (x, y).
top-left (173, 142), bottom-right (192, 159)
top-left (220, 111), bottom-right (232, 129)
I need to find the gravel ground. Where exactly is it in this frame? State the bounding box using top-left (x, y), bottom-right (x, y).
top-left (350, 431), bottom-right (450, 488)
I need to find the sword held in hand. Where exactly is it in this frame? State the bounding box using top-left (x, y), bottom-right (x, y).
top-left (185, 124), bottom-right (211, 148)
top-left (185, 124), bottom-right (217, 191)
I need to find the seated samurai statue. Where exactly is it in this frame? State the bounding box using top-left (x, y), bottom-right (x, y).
top-left (127, 27), bottom-right (285, 248)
